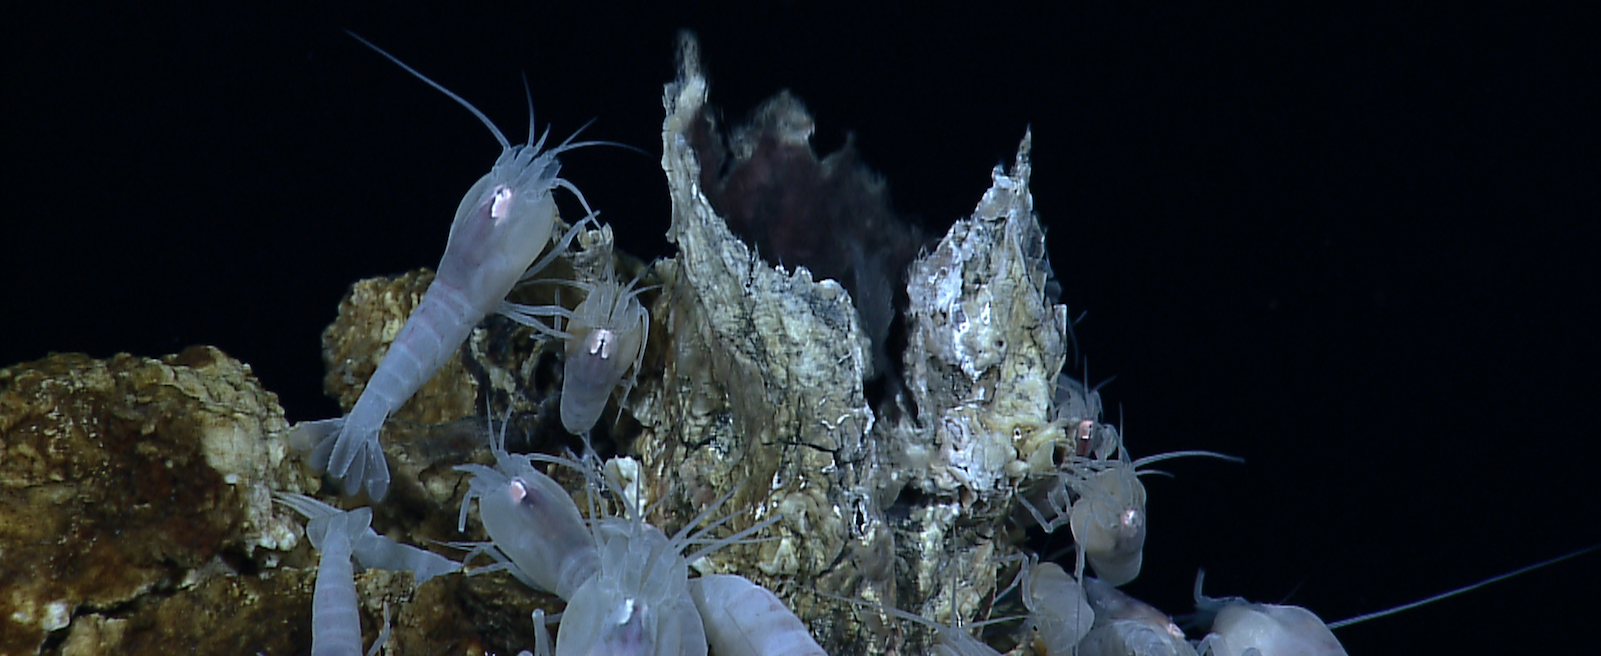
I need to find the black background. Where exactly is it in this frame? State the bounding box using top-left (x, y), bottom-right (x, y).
top-left (6, 3), bottom-right (1596, 653)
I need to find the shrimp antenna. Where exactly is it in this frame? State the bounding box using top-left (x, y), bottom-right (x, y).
top-left (544, 117), bottom-right (650, 158)
top-left (344, 30), bottom-right (512, 151)
top-left (1325, 542), bottom-right (1601, 629)
top-left (521, 71), bottom-right (538, 148)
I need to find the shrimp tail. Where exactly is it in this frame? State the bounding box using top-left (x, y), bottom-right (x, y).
top-left (291, 417), bottom-right (343, 471)
top-left (326, 395), bottom-right (392, 499)
top-left (291, 405), bottom-right (388, 500)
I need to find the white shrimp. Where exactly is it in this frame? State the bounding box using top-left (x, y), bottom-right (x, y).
top-left (455, 407), bottom-right (779, 656)
top-left (1018, 558), bottom-right (1094, 656)
top-left (1078, 576), bottom-right (1198, 656)
top-left (454, 412), bottom-right (600, 599)
top-left (1022, 446), bottom-right (1240, 586)
top-left (1190, 543), bottom-right (1601, 656)
top-left (272, 498), bottom-right (393, 656)
top-left (294, 33), bottom-right (613, 500)
top-left (1190, 567), bottom-right (1350, 656)
top-left (276, 492), bottom-right (460, 585)
top-left (502, 264), bottom-right (653, 434)
top-left (688, 574), bottom-right (827, 656)
top-left (556, 518), bottom-right (708, 656)
top-left (552, 477), bottom-right (776, 656)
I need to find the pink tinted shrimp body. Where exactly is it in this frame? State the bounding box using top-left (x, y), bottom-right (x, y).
top-left (556, 519), bottom-right (708, 656)
top-left (455, 435), bottom-right (599, 599)
top-left (559, 272), bottom-right (651, 434)
top-left (297, 35), bottom-right (607, 500)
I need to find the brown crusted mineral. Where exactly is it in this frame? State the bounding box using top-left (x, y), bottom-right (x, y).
top-left (0, 347), bottom-right (311, 654)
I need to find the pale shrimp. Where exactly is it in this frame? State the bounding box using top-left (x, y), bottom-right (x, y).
top-left (276, 492), bottom-right (460, 585)
top-left (273, 495), bottom-right (400, 656)
top-left (454, 409), bottom-right (600, 599)
top-left (1017, 558), bottom-right (1094, 656)
top-left (501, 265), bottom-right (653, 434)
top-left (552, 481), bottom-right (776, 656)
top-left (1191, 543), bottom-right (1601, 656)
top-left (454, 407), bottom-right (780, 656)
top-left (1021, 446), bottom-right (1241, 586)
top-left (294, 33), bottom-right (617, 500)
top-left (1078, 576), bottom-right (1198, 656)
top-left (688, 574), bottom-right (827, 656)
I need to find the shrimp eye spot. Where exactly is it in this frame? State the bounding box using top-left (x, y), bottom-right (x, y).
top-left (607, 597), bottom-right (638, 626)
top-left (507, 478), bottom-right (529, 504)
top-left (586, 329), bottom-right (615, 359)
top-left (490, 185), bottom-right (515, 221)
top-left (1121, 508), bottom-right (1142, 529)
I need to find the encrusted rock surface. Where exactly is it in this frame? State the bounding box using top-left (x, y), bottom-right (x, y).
top-left (0, 347), bottom-right (310, 654)
top-left (618, 39), bottom-right (1071, 655)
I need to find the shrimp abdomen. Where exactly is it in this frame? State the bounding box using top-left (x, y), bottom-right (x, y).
top-left (309, 509), bottom-right (371, 656)
top-left (690, 574), bottom-right (827, 656)
top-left (320, 278), bottom-right (480, 499)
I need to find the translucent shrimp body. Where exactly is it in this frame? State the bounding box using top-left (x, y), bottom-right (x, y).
top-left (454, 424), bottom-right (599, 599)
top-left (1067, 463), bottom-right (1148, 585)
top-left (454, 410), bottom-right (787, 656)
top-left (689, 574), bottom-right (827, 656)
top-left (276, 492), bottom-right (460, 586)
top-left (306, 507), bottom-right (371, 656)
top-left (556, 519), bottom-right (707, 656)
top-left (1194, 603), bottom-right (1346, 656)
top-left (1023, 444), bottom-right (1240, 585)
top-left (272, 496), bottom-right (399, 656)
top-left (1021, 560), bottom-right (1094, 656)
top-left (559, 271), bottom-right (651, 434)
top-left (1190, 571), bottom-right (1347, 656)
top-left (502, 265), bottom-right (653, 434)
top-left (296, 34), bottom-right (608, 500)
top-left (1078, 576), bottom-right (1198, 656)
top-left (1186, 544), bottom-right (1601, 656)
top-left (550, 461), bottom-right (779, 656)
top-left (813, 586), bottom-right (1010, 656)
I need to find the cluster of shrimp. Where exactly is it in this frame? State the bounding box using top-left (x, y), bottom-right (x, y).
top-left (278, 34), bottom-right (833, 656)
top-left (276, 406), bottom-right (832, 656)
top-left (451, 410), bottom-right (826, 656)
top-left (999, 374), bottom-right (1351, 656)
top-left (291, 33), bottom-right (649, 502)
top-left (1019, 373), bottom-right (1241, 588)
top-left (277, 33), bottom-right (1601, 656)
top-left (990, 373), bottom-right (1598, 656)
